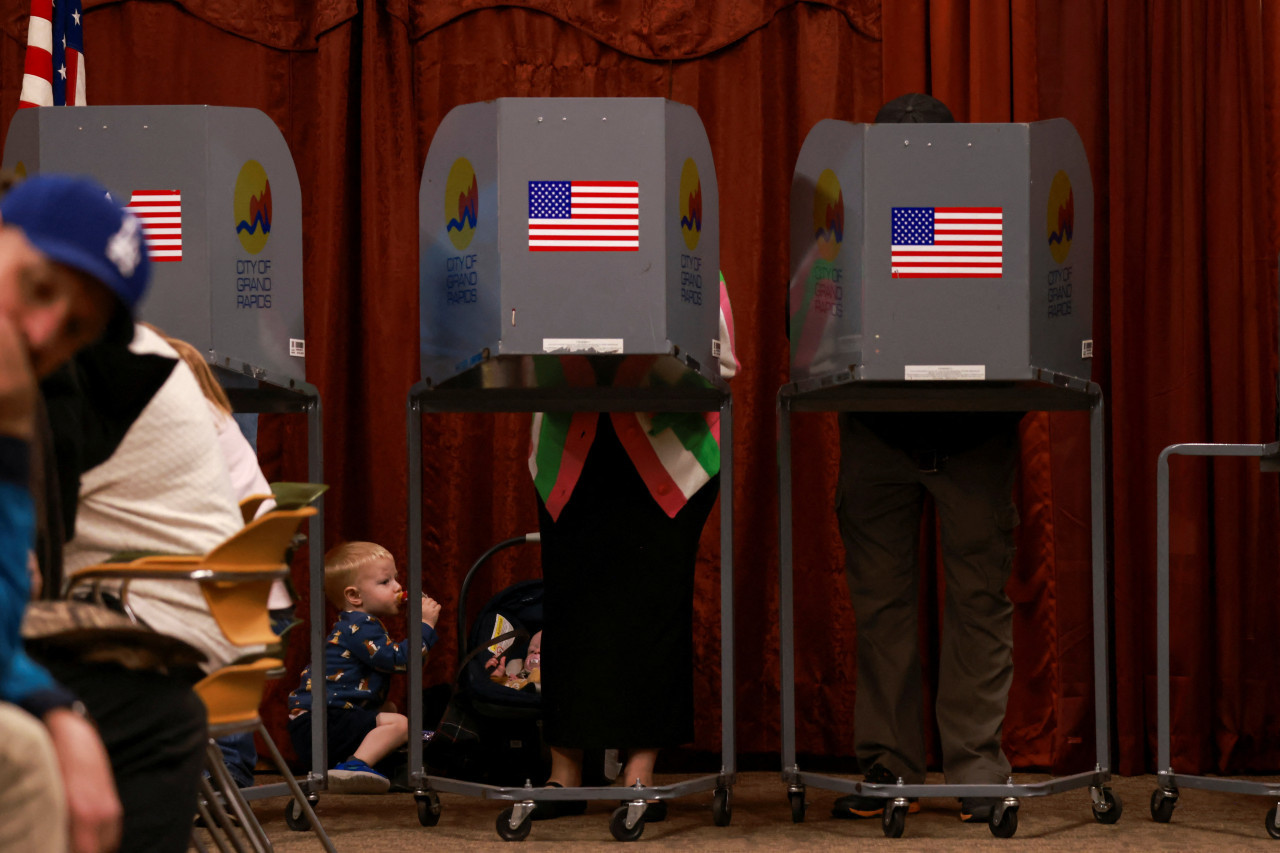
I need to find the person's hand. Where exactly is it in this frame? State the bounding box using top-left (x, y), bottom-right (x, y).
top-left (44, 707), bottom-right (123, 853)
top-left (27, 550), bottom-right (42, 599)
top-left (0, 314), bottom-right (36, 440)
top-left (421, 594), bottom-right (442, 628)
top-left (484, 655), bottom-right (506, 672)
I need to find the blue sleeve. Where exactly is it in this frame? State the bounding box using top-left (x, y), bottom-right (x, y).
top-left (341, 619), bottom-right (439, 674)
top-left (0, 441), bottom-right (59, 706)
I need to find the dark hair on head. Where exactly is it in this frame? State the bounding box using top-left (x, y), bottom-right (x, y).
top-left (875, 93), bottom-right (955, 124)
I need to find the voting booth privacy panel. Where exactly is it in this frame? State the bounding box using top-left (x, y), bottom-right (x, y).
top-left (420, 97), bottom-right (721, 389)
top-left (2, 106), bottom-right (332, 806)
top-left (789, 118), bottom-right (1093, 388)
top-left (780, 119), bottom-right (1115, 838)
top-left (3, 105), bottom-right (307, 389)
top-left (410, 98), bottom-right (735, 841)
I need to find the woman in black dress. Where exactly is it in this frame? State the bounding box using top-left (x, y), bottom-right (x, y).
top-left (528, 278), bottom-right (737, 815)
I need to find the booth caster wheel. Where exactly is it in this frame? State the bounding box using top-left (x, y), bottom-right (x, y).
top-left (496, 807), bottom-right (532, 842)
top-left (989, 801), bottom-right (1019, 838)
top-left (284, 796), bottom-right (315, 832)
top-left (1092, 788), bottom-right (1123, 824)
top-left (789, 789), bottom-right (806, 823)
top-left (610, 806), bottom-right (645, 842)
top-left (882, 801), bottom-right (909, 838)
top-left (712, 787), bottom-right (732, 827)
top-left (416, 792), bottom-right (441, 827)
top-left (1266, 806), bottom-right (1280, 839)
top-left (1149, 788), bottom-right (1177, 823)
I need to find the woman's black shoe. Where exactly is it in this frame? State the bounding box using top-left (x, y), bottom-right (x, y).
top-left (530, 782), bottom-right (588, 820)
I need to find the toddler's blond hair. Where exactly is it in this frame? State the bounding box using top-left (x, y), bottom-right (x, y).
top-left (324, 541), bottom-right (393, 608)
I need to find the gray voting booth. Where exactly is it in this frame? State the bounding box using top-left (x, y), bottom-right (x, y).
top-left (409, 97), bottom-right (734, 841)
top-left (1150, 263), bottom-right (1280, 835)
top-left (779, 119), bottom-right (1116, 837)
top-left (2, 105), bottom-right (331, 831)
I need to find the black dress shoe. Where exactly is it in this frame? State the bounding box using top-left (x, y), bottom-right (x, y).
top-left (530, 782), bottom-right (588, 820)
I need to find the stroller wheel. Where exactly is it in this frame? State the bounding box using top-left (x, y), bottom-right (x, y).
top-left (284, 797), bottom-right (313, 832)
top-left (416, 792), bottom-right (441, 827)
top-left (609, 806), bottom-right (645, 842)
top-left (712, 787), bottom-right (732, 826)
top-left (496, 807), bottom-right (533, 842)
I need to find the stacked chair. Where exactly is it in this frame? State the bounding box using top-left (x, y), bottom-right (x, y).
top-left (65, 490), bottom-right (334, 852)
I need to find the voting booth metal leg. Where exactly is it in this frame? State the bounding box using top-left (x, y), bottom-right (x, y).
top-left (406, 384), bottom-right (432, 821)
top-left (1152, 441), bottom-right (1280, 834)
top-left (404, 386), bottom-right (737, 838)
top-left (777, 393), bottom-right (802, 803)
top-left (777, 386), bottom-right (1116, 837)
top-left (719, 395), bottom-right (737, 783)
top-left (221, 388), bottom-right (330, 810)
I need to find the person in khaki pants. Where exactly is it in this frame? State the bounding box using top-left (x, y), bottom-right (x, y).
top-left (0, 700), bottom-right (68, 851)
top-left (0, 174), bottom-right (154, 853)
top-left (829, 93), bottom-right (1024, 826)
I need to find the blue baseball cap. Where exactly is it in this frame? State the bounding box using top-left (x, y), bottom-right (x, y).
top-left (0, 173), bottom-right (151, 344)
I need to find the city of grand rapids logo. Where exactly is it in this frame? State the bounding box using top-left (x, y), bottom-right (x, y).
top-left (445, 157), bottom-right (478, 251)
top-left (234, 160), bottom-right (272, 254)
top-left (679, 158), bottom-right (702, 251)
top-left (1047, 170), bottom-right (1074, 264)
top-left (813, 168), bottom-right (843, 262)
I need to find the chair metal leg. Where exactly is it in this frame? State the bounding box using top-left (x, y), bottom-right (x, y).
top-left (193, 786), bottom-right (223, 853)
top-left (197, 773), bottom-right (245, 853)
top-left (206, 741), bottom-right (272, 853)
top-left (217, 764), bottom-right (277, 853)
top-left (256, 722), bottom-right (337, 853)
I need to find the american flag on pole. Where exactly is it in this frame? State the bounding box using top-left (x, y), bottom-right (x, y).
top-left (890, 206), bottom-right (1003, 278)
top-left (528, 180), bottom-right (639, 251)
top-left (126, 190), bottom-right (182, 262)
top-left (19, 0), bottom-right (86, 108)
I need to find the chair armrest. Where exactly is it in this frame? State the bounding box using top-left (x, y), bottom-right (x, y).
top-left (239, 494), bottom-right (273, 524)
top-left (269, 482), bottom-right (329, 510)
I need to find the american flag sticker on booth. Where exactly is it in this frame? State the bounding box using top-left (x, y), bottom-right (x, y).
top-left (528, 180), bottom-right (639, 251)
top-left (126, 190), bottom-right (183, 262)
top-left (890, 206), bottom-right (1003, 278)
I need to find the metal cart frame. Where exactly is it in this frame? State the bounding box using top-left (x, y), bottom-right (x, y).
top-left (220, 379), bottom-right (331, 820)
top-left (406, 380), bottom-right (736, 842)
top-left (777, 371), bottom-right (1118, 839)
top-left (1152, 440), bottom-right (1280, 836)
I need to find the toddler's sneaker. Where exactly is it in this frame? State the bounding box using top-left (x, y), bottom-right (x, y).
top-left (328, 758), bottom-right (390, 794)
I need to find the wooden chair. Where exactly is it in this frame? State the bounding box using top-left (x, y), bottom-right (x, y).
top-left (64, 506), bottom-right (335, 852)
top-left (65, 507), bottom-right (317, 652)
top-left (194, 658), bottom-right (335, 853)
top-left (238, 493), bottom-right (273, 525)
top-left (239, 482), bottom-right (329, 525)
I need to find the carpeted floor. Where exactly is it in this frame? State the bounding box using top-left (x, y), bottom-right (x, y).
top-left (208, 771), bottom-right (1280, 851)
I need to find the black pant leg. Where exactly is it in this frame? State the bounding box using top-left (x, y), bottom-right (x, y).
top-left (36, 657), bottom-right (208, 853)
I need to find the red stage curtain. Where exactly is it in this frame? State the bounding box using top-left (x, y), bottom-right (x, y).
top-left (0, 0), bottom-right (1276, 777)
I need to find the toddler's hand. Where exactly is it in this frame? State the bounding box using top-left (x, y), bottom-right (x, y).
top-left (485, 655), bottom-right (506, 672)
top-left (421, 594), bottom-right (442, 628)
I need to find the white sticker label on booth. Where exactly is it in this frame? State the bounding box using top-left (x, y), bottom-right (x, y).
top-left (289, 339), bottom-right (305, 357)
top-left (542, 338), bottom-right (624, 354)
top-left (904, 365), bottom-right (986, 381)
